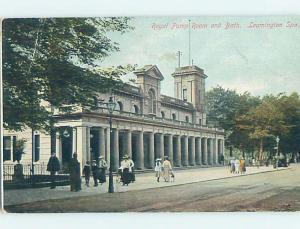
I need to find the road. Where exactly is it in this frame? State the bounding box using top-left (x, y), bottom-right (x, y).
top-left (5, 165), bottom-right (300, 212)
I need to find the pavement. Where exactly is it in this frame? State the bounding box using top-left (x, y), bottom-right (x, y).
top-left (4, 164), bottom-right (289, 206)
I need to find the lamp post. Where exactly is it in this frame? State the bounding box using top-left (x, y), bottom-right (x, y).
top-left (107, 96), bottom-right (116, 193)
top-left (276, 136), bottom-right (280, 156)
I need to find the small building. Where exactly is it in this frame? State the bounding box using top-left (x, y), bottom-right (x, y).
top-left (3, 65), bottom-right (225, 171)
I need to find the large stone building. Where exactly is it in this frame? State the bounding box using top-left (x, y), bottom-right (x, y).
top-left (3, 65), bottom-right (225, 171)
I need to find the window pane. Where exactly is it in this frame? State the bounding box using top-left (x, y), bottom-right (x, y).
top-left (3, 136), bottom-right (11, 161)
top-left (35, 135), bottom-right (40, 162)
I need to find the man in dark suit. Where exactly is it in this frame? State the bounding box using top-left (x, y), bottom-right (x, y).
top-left (47, 152), bottom-right (60, 189)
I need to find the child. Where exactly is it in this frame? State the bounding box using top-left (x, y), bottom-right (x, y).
top-left (82, 161), bottom-right (91, 187)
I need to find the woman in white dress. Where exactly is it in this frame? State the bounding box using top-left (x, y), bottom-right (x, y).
top-left (154, 158), bottom-right (162, 182)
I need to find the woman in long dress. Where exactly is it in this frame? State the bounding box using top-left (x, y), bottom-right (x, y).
top-left (98, 156), bottom-right (107, 184)
top-left (120, 155), bottom-right (131, 185)
top-left (162, 156), bottom-right (172, 182)
top-left (154, 158), bottom-right (162, 182)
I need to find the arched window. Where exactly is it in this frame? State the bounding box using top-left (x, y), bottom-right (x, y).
top-left (161, 111), bottom-right (165, 119)
top-left (133, 105), bottom-right (139, 114)
top-left (172, 113), bottom-right (176, 121)
top-left (116, 101), bottom-right (123, 112)
top-left (185, 116), bottom-right (189, 123)
top-left (148, 89), bottom-right (156, 114)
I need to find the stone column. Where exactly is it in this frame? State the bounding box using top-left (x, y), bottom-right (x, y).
top-left (202, 137), bottom-right (208, 165)
top-left (182, 136), bottom-right (188, 166)
top-left (124, 130), bottom-right (132, 158)
top-left (166, 134), bottom-right (173, 163)
top-left (195, 137), bottom-right (202, 165)
top-left (148, 132), bottom-right (155, 168)
top-left (76, 126), bottom-right (90, 169)
top-left (155, 133), bottom-right (164, 159)
top-left (174, 135), bottom-right (181, 167)
top-left (106, 128), bottom-right (110, 166)
top-left (98, 128), bottom-right (105, 158)
top-left (209, 138), bottom-right (214, 165)
top-left (189, 136), bottom-right (195, 166)
top-left (112, 129), bottom-right (119, 171)
top-left (214, 138), bottom-right (219, 165)
top-left (136, 131), bottom-right (144, 170)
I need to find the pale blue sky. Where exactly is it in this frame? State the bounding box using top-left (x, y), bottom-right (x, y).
top-left (101, 16), bottom-right (300, 97)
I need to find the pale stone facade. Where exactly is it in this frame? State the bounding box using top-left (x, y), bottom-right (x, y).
top-left (3, 65), bottom-right (225, 171)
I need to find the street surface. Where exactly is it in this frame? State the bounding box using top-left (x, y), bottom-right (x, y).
top-left (4, 164), bottom-right (300, 212)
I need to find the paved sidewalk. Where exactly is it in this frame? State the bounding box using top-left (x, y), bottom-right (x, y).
top-left (4, 165), bottom-right (289, 206)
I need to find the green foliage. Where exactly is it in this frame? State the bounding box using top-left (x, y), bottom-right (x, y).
top-left (3, 17), bottom-right (134, 132)
top-left (207, 86), bottom-right (300, 158)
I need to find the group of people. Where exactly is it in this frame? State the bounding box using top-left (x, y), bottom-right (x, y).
top-left (155, 156), bottom-right (174, 182)
top-left (46, 152), bottom-right (176, 191)
top-left (229, 157), bottom-right (246, 174)
top-left (83, 156), bottom-right (108, 187)
top-left (118, 154), bottom-right (135, 186)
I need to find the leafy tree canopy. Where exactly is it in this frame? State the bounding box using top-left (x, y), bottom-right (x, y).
top-left (3, 17), bottom-right (134, 131)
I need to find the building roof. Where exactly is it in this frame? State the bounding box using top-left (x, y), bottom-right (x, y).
top-left (133, 65), bottom-right (164, 80)
top-left (172, 65), bottom-right (208, 78)
top-left (161, 94), bottom-right (195, 110)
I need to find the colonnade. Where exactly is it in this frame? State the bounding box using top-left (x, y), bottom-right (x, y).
top-left (57, 126), bottom-right (225, 171)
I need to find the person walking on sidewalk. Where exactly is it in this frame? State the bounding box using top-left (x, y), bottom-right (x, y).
top-left (98, 156), bottom-right (107, 185)
top-left (91, 160), bottom-right (99, 187)
top-left (234, 158), bottom-right (240, 174)
top-left (162, 156), bottom-right (172, 182)
top-left (82, 161), bottom-right (91, 187)
top-left (239, 158), bottom-right (246, 174)
top-left (154, 158), bottom-right (162, 182)
top-left (128, 156), bottom-right (135, 183)
top-left (69, 153), bottom-right (81, 192)
top-left (230, 158), bottom-right (235, 173)
top-left (47, 152), bottom-right (60, 189)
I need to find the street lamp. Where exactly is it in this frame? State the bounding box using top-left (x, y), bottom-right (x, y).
top-left (107, 96), bottom-right (116, 193)
top-left (276, 136), bottom-right (280, 156)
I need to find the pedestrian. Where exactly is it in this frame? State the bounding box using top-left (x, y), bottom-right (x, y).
top-left (91, 160), bottom-right (99, 187)
top-left (47, 152), bottom-right (60, 189)
top-left (120, 155), bottom-right (131, 185)
top-left (14, 159), bottom-right (24, 182)
top-left (239, 158), bottom-right (246, 174)
top-left (128, 156), bottom-right (135, 183)
top-left (230, 158), bottom-right (235, 173)
top-left (162, 156), bottom-right (172, 182)
top-left (82, 161), bottom-right (91, 187)
top-left (234, 158), bottom-right (240, 174)
top-left (98, 156), bottom-right (107, 185)
top-left (69, 153), bottom-right (81, 192)
top-left (154, 158), bottom-right (162, 182)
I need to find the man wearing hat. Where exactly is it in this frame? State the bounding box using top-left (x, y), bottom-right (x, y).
top-left (98, 156), bottom-right (108, 184)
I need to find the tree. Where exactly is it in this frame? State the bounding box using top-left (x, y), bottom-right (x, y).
top-left (237, 95), bottom-right (288, 160)
top-left (206, 86), bottom-right (260, 155)
top-left (3, 17), bottom-right (134, 132)
top-left (277, 93), bottom-right (300, 156)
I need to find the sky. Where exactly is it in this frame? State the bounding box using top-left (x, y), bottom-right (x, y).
top-left (101, 16), bottom-right (300, 97)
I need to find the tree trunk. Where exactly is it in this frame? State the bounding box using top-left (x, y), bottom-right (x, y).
top-left (259, 138), bottom-right (264, 160)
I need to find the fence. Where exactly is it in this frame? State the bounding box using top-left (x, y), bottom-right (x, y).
top-left (3, 163), bottom-right (70, 189)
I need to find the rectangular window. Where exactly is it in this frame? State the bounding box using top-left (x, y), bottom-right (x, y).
top-left (183, 89), bottom-right (187, 101)
top-left (199, 119), bottom-right (202, 126)
top-left (3, 136), bottom-right (12, 161)
top-left (12, 136), bottom-right (17, 162)
top-left (35, 135), bottom-right (40, 162)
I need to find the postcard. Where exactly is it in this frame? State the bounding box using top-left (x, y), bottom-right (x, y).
top-left (1, 16), bottom-right (300, 213)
